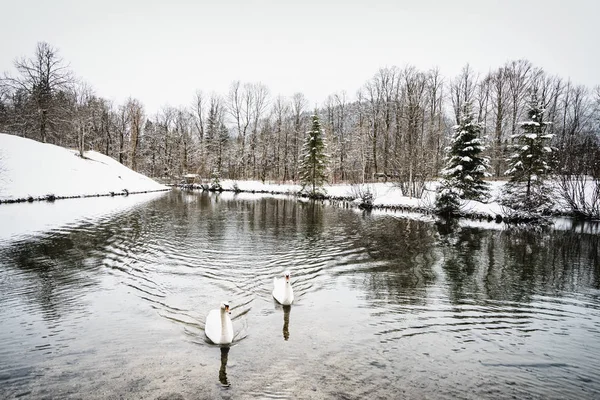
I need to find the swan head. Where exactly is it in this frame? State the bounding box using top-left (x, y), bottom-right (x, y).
top-left (284, 271), bottom-right (291, 283)
top-left (221, 301), bottom-right (231, 314)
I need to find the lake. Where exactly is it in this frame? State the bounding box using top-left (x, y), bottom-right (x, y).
top-left (1, 190), bottom-right (599, 399)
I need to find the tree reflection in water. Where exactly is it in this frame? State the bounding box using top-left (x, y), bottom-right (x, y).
top-left (435, 223), bottom-right (600, 303)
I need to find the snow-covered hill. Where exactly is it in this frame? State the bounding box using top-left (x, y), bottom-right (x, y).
top-left (0, 133), bottom-right (167, 202)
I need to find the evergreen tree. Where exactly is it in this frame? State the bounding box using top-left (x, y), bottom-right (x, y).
top-left (442, 103), bottom-right (490, 200)
top-left (434, 181), bottom-right (462, 217)
top-left (435, 102), bottom-right (489, 215)
top-left (501, 92), bottom-right (555, 216)
top-left (299, 114), bottom-right (328, 197)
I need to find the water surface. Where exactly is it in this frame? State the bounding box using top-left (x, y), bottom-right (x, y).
top-left (1, 190), bottom-right (599, 399)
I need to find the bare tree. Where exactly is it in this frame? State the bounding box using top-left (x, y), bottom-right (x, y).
top-left (354, 88), bottom-right (369, 183)
top-left (488, 66), bottom-right (510, 177)
top-left (426, 68), bottom-right (446, 174)
top-left (158, 106), bottom-right (176, 178)
top-left (272, 95), bottom-right (290, 181)
top-left (205, 94), bottom-right (228, 177)
top-left (174, 107), bottom-right (193, 176)
top-left (291, 92), bottom-right (308, 181)
top-left (227, 81), bottom-right (252, 178)
top-left (116, 104), bottom-right (129, 165)
top-left (126, 98), bottom-right (144, 171)
top-left (249, 83), bottom-right (270, 177)
top-left (396, 66), bottom-right (428, 197)
top-left (327, 91), bottom-right (349, 182)
top-left (364, 77), bottom-right (382, 177)
top-left (450, 64), bottom-right (478, 124)
top-left (191, 90), bottom-right (206, 177)
top-left (336, 93), bottom-right (349, 169)
top-left (506, 59), bottom-right (532, 137)
top-left (71, 81), bottom-right (95, 158)
top-left (1, 42), bottom-right (73, 143)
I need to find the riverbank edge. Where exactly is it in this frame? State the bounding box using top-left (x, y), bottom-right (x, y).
top-left (175, 183), bottom-right (595, 224)
top-left (1, 183), bottom-right (584, 225)
top-left (173, 183), bottom-right (516, 223)
top-left (0, 188), bottom-right (171, 205)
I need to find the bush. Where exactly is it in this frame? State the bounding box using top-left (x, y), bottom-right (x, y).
top-left (435, 183), bottom-right (462, 217)
top-left (556, 174), bottom-right (600, 219)
top-left (210, 170), bottom-right (222, 191)
top-left (349, 184), bottom-right (376, 210)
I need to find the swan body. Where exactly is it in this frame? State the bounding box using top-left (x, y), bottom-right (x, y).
top-left (273, 271), bottom-right (294, 305)
top-left (205, 302), bottom-right (233, 345)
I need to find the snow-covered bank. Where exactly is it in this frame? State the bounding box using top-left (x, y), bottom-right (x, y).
top-left (181, 179), bottom-right (508, 221)
top-left (181, 177), bottom-right (598, 224)
top-left (0, 133), bottom-right (168, 202)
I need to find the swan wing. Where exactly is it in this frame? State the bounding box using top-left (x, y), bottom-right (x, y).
top-left (223, 315), bottom-right (234, 344)
top-left (205, 309), bottom-right (221, 344)
top-left (272, 277), bottom-right (284, 303)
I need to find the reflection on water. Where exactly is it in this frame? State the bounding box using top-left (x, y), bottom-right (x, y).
top-left (0, 190), bottom-right (599, 399)
top-left (219, 347), bottom-right (230, 387)
top-left (282, 305), bottom-right (291, 341)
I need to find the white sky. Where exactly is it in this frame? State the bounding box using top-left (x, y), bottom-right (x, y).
top-left (1, 0), bottom-right (598, 114)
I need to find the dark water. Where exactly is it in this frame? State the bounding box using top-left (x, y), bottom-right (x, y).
top-left (1, 190), bottom-right (599, 399)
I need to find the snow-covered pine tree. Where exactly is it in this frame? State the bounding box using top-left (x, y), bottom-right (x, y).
top-left (434, 181), bottom-right (462, 217)
top-left (501, 92), bottom-right (555, 217)
top-left (435, 102), bottom-right (489, 215)
top-left (299, 114), bottom-right (328, 197)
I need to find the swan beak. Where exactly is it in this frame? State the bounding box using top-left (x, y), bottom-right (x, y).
top-left (285, 275), bottom-right (290, 282)
top-left (225, 305), bottom-right (231, 314)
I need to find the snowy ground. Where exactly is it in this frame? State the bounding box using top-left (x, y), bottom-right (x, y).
top-left (0, 133), bottom-right (167, 202)
top-left (201, 179), bottom-right (507, 220)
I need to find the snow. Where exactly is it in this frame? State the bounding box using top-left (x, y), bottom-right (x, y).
top-left (0, 133), bottom-right (167, 201)
top-left (209, 179), bottom-right (598, 226)
top-left (211, 179), bottom-right (509, 220)
top-left (442, 165), bottom-right (463, 175)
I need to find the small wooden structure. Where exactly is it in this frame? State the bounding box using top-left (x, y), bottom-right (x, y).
top-left (182, 173), bottom-right (200, 184)
top-left (373, 172), bottom-right (400, 182)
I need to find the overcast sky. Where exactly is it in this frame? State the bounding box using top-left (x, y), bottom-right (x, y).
top-left (1, 0), bottom-right (598, 114)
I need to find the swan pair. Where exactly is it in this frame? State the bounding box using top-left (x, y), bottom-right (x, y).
top-left (205, 271), bottom-right (294, 345)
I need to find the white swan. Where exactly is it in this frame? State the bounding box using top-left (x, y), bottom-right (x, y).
top-left (205, 302), bottom-right (233, 345)
top-left (273, 271), bottom-right (294, 305)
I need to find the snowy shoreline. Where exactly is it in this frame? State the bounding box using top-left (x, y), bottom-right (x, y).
top-left (0, 188), bottom-right (169, 205)
top-left (173, 179), bottom-right (511, 222)
top-left (0, 133), bottom-right (168, 203)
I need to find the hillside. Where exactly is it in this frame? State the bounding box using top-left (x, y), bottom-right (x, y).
top-left (0, 133), bottom-right (167, 202)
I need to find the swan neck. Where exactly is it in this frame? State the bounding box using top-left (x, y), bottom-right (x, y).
top-left (220, 309), bottom-right (228, 336)
top-left (284, 282), bottom-right (293, 302)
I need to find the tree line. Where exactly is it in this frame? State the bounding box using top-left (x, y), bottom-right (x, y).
top-left (1, 43), bottom-right (599, 194)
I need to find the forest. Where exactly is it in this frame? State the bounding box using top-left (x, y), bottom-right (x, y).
top-left (1, 42), bottom-right (599, 204)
